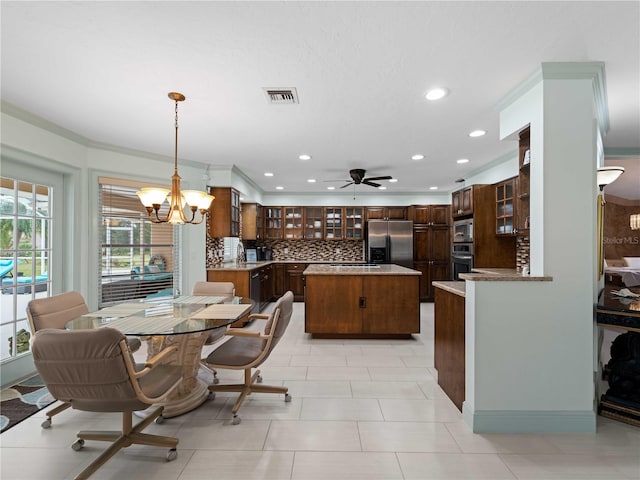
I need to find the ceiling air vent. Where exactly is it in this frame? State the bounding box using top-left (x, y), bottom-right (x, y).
top-left (263, 88), bottom-right (299, 104)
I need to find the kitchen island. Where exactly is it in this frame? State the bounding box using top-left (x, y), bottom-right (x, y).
top-left (303, 264), bottom-right (421, 338)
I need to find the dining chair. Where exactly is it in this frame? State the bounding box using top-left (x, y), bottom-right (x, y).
top-left (192, 281), bottom-right (235, 384)
top-left (204, 291), bottom-right (293, 424)
top-left (26, 291), bottom-right (142, 428)
top-left (32, 327), bottom-right (183, 480)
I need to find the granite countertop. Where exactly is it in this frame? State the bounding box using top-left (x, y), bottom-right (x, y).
top-left (459, 267), bottom-right (553, 282)
top-left (304, 264), bottom-right (421, 275)
top-left (207, 260), bottom-right (368, 272)
top-left (432, 281), bottom-right (466, 296)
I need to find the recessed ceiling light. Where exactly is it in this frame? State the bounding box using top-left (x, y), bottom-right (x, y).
top-left (389, 178), bottom-right (398, 183)
top-left (264, 172), bottom-right (274, 177)
top-left (378, 186), bottom-right (387, 190)
top-left (469, 130), bottom-right (486, 137)
top-left (307, 178), bottom-right (316, 183)
top-left (456, 158), bottom-right (469, 164)
top-left (299, 154), bottom-right (312, 160)
top-left (429, 186), bottom-right (439, 190)
top-left (411, 154), bottom-right (425, 161)
top-left (425, 87), bottom-right (449, 101)
top-left (327, 186), bottom-right (335, 190)
top-left (275, 186), bottom-right (284, 190)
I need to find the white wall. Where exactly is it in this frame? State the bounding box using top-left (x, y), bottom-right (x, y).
top-left (463, 64), bottom-right (604, 433)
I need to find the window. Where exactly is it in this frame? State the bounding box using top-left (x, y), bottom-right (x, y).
top-left (0, 177), bottom-right (52, 361)
top-left (99, 178), bottom-right (178, 306)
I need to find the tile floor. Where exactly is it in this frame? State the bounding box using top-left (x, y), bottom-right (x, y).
top-left (1, 302), bottom-right (639, 479)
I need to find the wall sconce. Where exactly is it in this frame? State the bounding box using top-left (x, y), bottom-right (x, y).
top-left (596, 166), bottom-right (625, 279)
top-left (631, 214), bottom-right (640, 231)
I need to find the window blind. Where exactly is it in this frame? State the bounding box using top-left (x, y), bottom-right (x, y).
top-left (98, 178), bottom-right (178, 306)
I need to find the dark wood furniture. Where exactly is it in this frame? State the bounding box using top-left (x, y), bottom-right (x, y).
top-left (517, 126), bottom-right (531, 234)
top-left (304, 265), bottom-right (420, 337)
top-left (434, 283), bottom-right (465, 411)
top-left (209, 187), bottom-right (240, 237)
top-left (452, 186), bottom-right (474, 218)
top-left (495, 176), bottom-right (517, 235)
top-left (596, 285), bottom-right (640, 427)
top-left (284, 206), bottom-right (304, 240)
top-left (365, 206), bottom-right (407, 220)
top-left (241, 203), bottom-right (263, 240)
top-left (285, 263), bottom-right (307, 301)
top-left (409, 204), bottom-right (451, 301)
top-left (264, 207), bottom-right (283, 239)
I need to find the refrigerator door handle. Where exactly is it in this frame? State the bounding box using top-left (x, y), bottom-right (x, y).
top-left (386, 235), bottom-right (391, 263)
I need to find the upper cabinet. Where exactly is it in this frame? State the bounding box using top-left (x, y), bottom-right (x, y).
top-left (264, 207), bottom-right (283, 239)
top-left (408, 205), bottom-right (450, 226)
top-left (209, 187), bottom-right (240, 237)
top-left (241, 203), bottom-right (263, 240)
top-left (304, 207), bottom-right (324, 240)
top-left (344, 207), bottom-right (364, 239)
top-left (365, 206), bottom-right (407, 221)
top-left (495, 177), bottom-right (517, 235)
top-left (451, 186), bottom-right (474, 218)
top-left (516, 127), bottom-right (531, 234)
top-left (324, 207), bottom-right (343, 240)
top-left (284, 207), bottom-right (304, 240)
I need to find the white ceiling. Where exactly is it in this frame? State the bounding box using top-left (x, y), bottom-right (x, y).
top-left (2, 1), bottom-right (639, 199)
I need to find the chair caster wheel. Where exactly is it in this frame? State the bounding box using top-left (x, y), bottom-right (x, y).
top-left (154, 415), bottom-right (165, 424)
top-left (166, 448), bottom-right (177, 462)
top-left (257, 375), bottom-right (263, 383)
top-left (232, 415), bottom-right (241, 425)
top-left (208, 391), bottom-right (216, 400)
top-left (72, 439), bottom-right (85, 451)
top-left (213, 376), bottom-right (220, 384)
top-left (285, 393), bottom-right (292, 403)
top-left (41, 418), bottom-right (52, 429)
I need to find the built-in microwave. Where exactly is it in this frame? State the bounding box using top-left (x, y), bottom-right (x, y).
top-left (453, 218), bottom-right (473, 243)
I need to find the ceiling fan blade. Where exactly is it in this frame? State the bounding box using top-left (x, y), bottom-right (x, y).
top-left (363, 181), bottom-right (381, 188)
top-left (340, 182), bottom-right (354, 189)
top-left (364, 176), bottom-right (392, 182)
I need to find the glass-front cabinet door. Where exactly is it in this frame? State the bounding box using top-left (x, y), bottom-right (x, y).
top-left (345, 207), bottom-right (364, 239)
top-left (264, 207), bottom-right (283, 239)
top-left (304, 207), bottom-right (323, 239)
top-left (324, 207), bottom-right (343, 239)
top-left (284, 207), bottom-right (303, 239)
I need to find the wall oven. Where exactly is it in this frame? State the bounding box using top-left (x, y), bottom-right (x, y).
top-left (453, 218), bottom-right (473, 243)
top-left (451, 242), bottom-right (473, 280)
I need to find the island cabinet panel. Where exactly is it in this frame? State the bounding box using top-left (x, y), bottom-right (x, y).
top-left (305, 271), bottom-right (420, 337)
top-left (434, 286), bottom-right (465, 412)
top-left (305, 276), bottom-right (363, 334)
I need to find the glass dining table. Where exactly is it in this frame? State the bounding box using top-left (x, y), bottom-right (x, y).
top-left (65, 294), bottom-right (254, 417)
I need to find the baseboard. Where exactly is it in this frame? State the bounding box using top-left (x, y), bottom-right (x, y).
top-left (462, 403), bottom-right (596, 433)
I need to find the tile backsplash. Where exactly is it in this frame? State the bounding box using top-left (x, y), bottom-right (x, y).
top-left (206, 237), bottom-right (365, 267)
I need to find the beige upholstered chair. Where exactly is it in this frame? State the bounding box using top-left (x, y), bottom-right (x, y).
top-left (26, 291), bottom-right (142, 428)
top-left (32, 327), bottom-right (182, 480)
top-left (204, 291), bottom-right (294, 424)
top-left (192, 281), bottom-right (235, 383)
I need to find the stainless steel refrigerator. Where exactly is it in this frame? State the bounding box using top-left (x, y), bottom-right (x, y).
top-left (367, 220), bottom-right (414, 268)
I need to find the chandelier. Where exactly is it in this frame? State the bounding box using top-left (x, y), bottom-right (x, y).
top-left (136, 92), bottom-right (214, 224)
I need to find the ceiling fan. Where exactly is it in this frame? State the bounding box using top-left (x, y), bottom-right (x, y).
top-left (335, 169), bottom-right (393, 189)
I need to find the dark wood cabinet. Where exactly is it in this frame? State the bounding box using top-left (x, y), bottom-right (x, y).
top-left (413, 221), bottom-right (450, 301)
top-left (304, 207), bottom-right (324, 240)
top-left (264, 207), bottom-right (283, 239)
top-left (324, 207), bottom-right (343, 240)
top-left (517, 127), bottom-right (531, 234)
top-left (209, 187), bottom-right (240, 237)
top-left (452, 186), bottom-right (474, 218)
top-left (284, 207), bottom-right (304, 240)
top-left (434, 286), bottom-right (465, 411)
top-left (285, 263), bottom-right (307, 301)
top-left (305, 273), bottom-right (419, 336)
top-left (495, 177), bottom-right (517, 235)
top-left (472, 184), bottom-right (516, 268)
top-left (241, 203), bottom-right (263, 240)
top-left (344, 207), bottom-right (364, 239)
top-left (273, 263), bottom-right (286, 297)
top-left (259, 264), bottom-right (274, 309)
top-left (365, 206), bottom-right (406, 220)
top-left (408, 204), bottom-right (450, 226)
